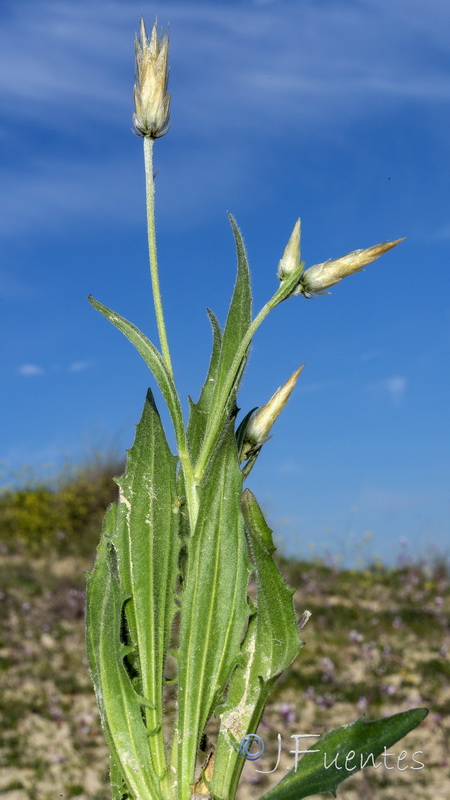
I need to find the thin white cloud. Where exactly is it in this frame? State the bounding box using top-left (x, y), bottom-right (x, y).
top-left (17, 364), bottom-right (44, 377)
top-left (359, 349), bottom-right (382, 362)
top-left (300, 380), bottom-right (340, 395)
top-left (384, 376), bottom-right (408, 405)
top-left (428, 221), bottom-right (450, 241)
top-left (367, 375), bottom-right (408, 406)
top-left (69, 361), bottom-right (90, 372)
top-left (276, 460), bottom-right (301, 476)
top-left (17, 361), bottom-right (91, 375)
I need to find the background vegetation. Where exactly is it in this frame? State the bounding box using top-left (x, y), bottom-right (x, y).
top-left (0, 455), bottom-right (123, 557)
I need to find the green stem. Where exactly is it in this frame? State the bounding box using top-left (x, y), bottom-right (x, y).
top-left (144, 136), bottom-right (174, 378)
top-left (179, 446), bottom-right (199, 531)
top-left (193, 264), bottom-right (305, 482)
top-left (213, 686), bottom-right (273, 800)
top-left (144, 137), bottom-right (199, 531)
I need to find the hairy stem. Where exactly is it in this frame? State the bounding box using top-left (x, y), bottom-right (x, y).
top-left (144, 136), bottom-right (174, 378)
top-left (144, 137), bottom-right (199, 531)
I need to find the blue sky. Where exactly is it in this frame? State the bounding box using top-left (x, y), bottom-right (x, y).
top-left (1, 0), bottom-right (449, 565)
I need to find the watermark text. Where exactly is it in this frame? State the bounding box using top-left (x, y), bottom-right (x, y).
top-left (239, 734), bottom-right (425, 773)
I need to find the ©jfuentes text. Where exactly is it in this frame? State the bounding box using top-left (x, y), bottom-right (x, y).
top-left (239, 733), bottom-right (425, 773)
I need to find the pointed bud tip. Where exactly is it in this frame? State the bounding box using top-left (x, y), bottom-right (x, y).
top-left (240, 366), bottom-right (304, 461)
top-left (388, 237), bottom-right (406, 247)
top-left (377, 237), bottom-right (406, 253)
top-left (283, 365), bottom-right (304, 394)
top-left (277, 218), bottom-right (302, 280)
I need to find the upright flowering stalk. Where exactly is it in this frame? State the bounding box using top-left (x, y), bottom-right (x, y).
top-left (86, 17), bottom-right (426, 800)
top-left (135, 18), bottom-right (174, 381)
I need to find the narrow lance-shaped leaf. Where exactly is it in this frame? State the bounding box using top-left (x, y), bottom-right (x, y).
top-left (212, 489), bottom-right (302, 799)
top-left (89, 295), bottom-right (186, 450)
top-left (186, 308), bottom-right (223, 462)
top-left (86, 509), bottom-right (164, 800)
top-left (259, 708), bottom-right (428, 800)
top-left (175, 425), bottom-right (252, 800)
top-left (113, 390), bottom-right (179, 780)
top-left (199, 215), bottom-right (252, 466)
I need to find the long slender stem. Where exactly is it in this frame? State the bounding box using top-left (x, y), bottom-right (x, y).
top-left (143, 137), bottom-right (199, 530)
top-left (144, 136), bottom-right (174, 378)
top-left (194, 264), bottom-right (305, 483)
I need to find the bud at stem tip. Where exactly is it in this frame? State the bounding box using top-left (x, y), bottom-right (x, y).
top-left (240, 366), bottom-right (304, 462)
top-left (133, 18), bottom-right (171, 139)
top-left (297, 238), bottom-right (405, 297)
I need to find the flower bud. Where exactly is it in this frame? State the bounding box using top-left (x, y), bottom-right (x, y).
top-left (133, 18), bottom-right (171, 139)
top-left (240, 366), bottom-right (303, 461)
top-left (296, 239), bottom-right (405, 297)
top-left (277, 219), bottom-right (301, 280)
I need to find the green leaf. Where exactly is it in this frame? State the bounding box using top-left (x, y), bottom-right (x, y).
top-left (89, 295), bottom-right (186, 450)
top-left (186, 308), bottom-right (223, 462)
top-left (113, 390), bottom-right (179, 780)
top-left (175, 425), bottom-right (251, 800)
top-left (212, 489), bottom-right (301, 799)
top-left (243, 488), bottom-right (301, 676)
top-left (86, 508), bottom-right (163, 800)
top-left (203, 216), bottom-right (252, 451)
top-left (110, 755), bottom-right (133, 800)
top-left (86, 392), bottom-right (179, 796)
top-left (259, 708), bottom-right (428, 800)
